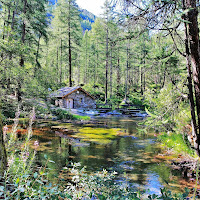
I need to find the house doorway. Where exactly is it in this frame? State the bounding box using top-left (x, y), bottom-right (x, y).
top-left (66, 99), bottom-right (73, 109)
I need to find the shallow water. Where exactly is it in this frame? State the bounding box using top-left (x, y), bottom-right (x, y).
top-left (31, 117), bottom-right (184, 194)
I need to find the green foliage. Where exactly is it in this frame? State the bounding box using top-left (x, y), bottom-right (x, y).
top-left (129, 93), bottom-right (144, 106)
top-left (144, 83), bottom-right (186, 131)
top-left (53, 109), bottom-right (74, 120)
top-left (53, 108), bottom-right (90, 120)
top-left (158, 132), bottom-right (194, 155)
top-left (1, 97), bottom-right (18, 119)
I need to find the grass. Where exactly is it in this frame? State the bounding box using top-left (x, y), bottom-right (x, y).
top-left (72, 114), bottom-right (90, 120)
top-left (158, 132), bottom-right (195, 156)
top-left (53, 108), bottom-right (90, 121)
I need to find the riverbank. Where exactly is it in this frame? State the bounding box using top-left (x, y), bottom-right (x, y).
top-left (3, 115), bottom-right (200, 198)
top-left (151, 142), bottom-right (200, 197)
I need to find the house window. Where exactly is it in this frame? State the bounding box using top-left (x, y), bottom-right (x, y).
top-left (79, 98), bottom-right (83, 103)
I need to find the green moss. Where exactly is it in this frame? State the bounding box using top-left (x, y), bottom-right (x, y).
top-left (77, 127), bottom-right (122, 144)
top-left (158, 132), bottom-right (195, 156)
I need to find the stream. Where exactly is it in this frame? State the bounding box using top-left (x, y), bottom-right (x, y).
top-left (29, 117), bottom-right (190, 195)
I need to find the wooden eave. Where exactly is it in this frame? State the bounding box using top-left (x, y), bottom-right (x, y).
top-left (62, 88), bottom-right (95, 100)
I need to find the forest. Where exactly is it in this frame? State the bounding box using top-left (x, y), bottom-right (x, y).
top-left (0, 0), bottom-right (200, 199)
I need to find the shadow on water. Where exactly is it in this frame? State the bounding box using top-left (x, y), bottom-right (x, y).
top-left (30, 117), bottom-right (184, 194)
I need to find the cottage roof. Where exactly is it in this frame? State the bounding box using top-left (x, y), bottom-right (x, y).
top-left (49, 86), bottom-right (95, 99)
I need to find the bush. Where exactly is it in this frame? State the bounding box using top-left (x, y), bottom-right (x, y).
top-left (53, 108), bottom-right (90, 120)
top-left (158, 132), bottom-right (194, 156)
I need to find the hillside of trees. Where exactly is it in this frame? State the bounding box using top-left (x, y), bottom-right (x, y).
top-left (49, 0), bottom-right (96, 32)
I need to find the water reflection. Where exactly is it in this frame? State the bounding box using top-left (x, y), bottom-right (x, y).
top-left (31, 117), bottom-right (182, 194)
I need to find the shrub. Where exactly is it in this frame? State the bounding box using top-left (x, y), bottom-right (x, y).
top-left (53, 108), bottom-right (90, 120)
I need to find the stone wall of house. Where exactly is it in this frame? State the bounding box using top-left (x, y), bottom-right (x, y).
top-left (55, 98), bottom-right (63, 108)
top-left (62, 90), bottom-right (96, 109)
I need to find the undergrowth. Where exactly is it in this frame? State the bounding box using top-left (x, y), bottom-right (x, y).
top-left (53, 108), bottom-right (90, 120)
top-left (158, 132), bottom-right (195, 156)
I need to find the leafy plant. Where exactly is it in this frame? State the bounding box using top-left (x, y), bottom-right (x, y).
top-left (53, 108), bottom-right (90, 120)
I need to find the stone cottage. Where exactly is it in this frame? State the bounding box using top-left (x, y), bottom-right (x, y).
top-left (49, 86), bottom-right (96, 109)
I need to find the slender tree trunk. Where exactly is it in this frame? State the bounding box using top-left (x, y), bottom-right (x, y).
top-left (84, 35), bottom-right (88, 84)
top-left (105, 27), bottom-right (109, 103)
top-left (162, 66), bottom-right (167, 88)
top-left (1, 8), bottom-right (7, 62)
top-left (6, 5), bottom-right (11, 38)
top-left (110, 46), bottom-right (113, 98)
top-left (140, 63), bottom-right (143, 96)
top-left (2, 11), bottom-right (6, 40)
top-left (143, 57), bottom-right (146, 95)
top-left (11, 4), bottom-right (16, 30)
top-left (60, 38), bottom-right (63, 86)
top-left (34, 34), bottom-right (41, 77)
top-left (96, 42), bottom-right (99, 83)
top-left (56, 46), bottom-right (59, 84)
top-left (68, 0), bottom-right (72, 87)
top-left (78, 55), bottom-right (80, 85)
top-left (17, 0), bottom-right (27, 103)
top-left (117, 47), bottom-right (120, 94)
top-left (125, 43), bottom-right (129, 101)
top-left (0, 112), bottom-right (7, 176)
top-left (20, 0), bottom-right (27, 67)
top-left (68, 30), bottom-right (72, 87)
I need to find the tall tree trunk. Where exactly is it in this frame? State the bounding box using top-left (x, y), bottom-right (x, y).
top-left (78, 55), bottom-right (80, 85)
top-left (140, 63), bottom-right (143, 96)
top-left (17, 0), bottom-right (27, 103)
top-left (11, 4), bottom-right (16, 31)
top-left (125, 43), bottom-right (129, 101)
top-left (68, 28), bottom-right (72, 87)
top-left (183, 0), bottom-right (200, 156)
top-left (20, 0), bottom-right (27, 67)
top-left (0, 112), bottom-right (7, 176)
top-left (143, 56), bottom-right (146, 95)
top-left (56, 46), bottom-right (59, 84)
top-left (110, 46), bottom-right (113, 98)
top-left (162, 65), bottom-right (167, 88)
top-left (95, 42), bottom-right (99, 84)
top-left (1, 7), bottom-right (7, 62)
top-left (60, 38), bottom-right (63, 86)
top-left (34, 34), bottom-right (41, 77)
top-left (84, 35), bottom-right (88, 84)
top-left (68, 0), bottom-right (72, 87)
top-left (105, 27), bottom-right (109, 103)
top-left (117, 47), bottom-right (120, 95)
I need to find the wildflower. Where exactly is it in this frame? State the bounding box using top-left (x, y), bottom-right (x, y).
top-left (3, 125), bottom-right (8, 141)
top-left (3, 125), bottom-right (8, 134)
top-left (8, 156), bottom-right (14, 166)
top-left (33, 140), bottom-right (40, 149)
top-left (22, 154), bottom-right (27, 162)
top-left (34, 140), bottom-right (39, 148)
top-left (72, 175), bottom-right (80, 183)
top-left (154, 134), bottom-right (157, 137)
